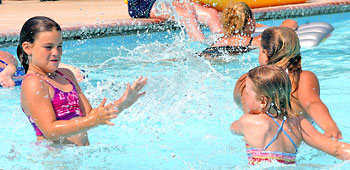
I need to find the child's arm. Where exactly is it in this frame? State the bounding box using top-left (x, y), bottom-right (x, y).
top-left (280, 19), bottom-right (298, 30)
top-left (0, 51), bottom-right (17, 87)
top-left (0, 51), bottom-right (18, 66)
top-left (300, 117), bottom-right (350, 160)
top-left (298, 71), bottom-right (342, 140)
top-left (230, 120), bottom-right (242, 135)
top-left (171, 0), bottom-right (206, 41)
top-left (255, 23), bottom-right (268, 28)
top-left (21, 74), bottom-right (118, 141)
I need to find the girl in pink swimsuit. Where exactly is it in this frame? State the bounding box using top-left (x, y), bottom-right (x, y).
top-left (18, 16), bottom-right (147, 146)
top-left (231, 65), bottom-right (350, 165)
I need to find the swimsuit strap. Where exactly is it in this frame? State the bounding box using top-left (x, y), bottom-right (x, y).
top-left (248, 37), bottom-right (253, 46)
top-left (0, 59), bottom-right (8, 66)
top-left (264, 113), bottom-right (298, 152)
top-left (55, 70), bottom-right (77, 91)
top-left (23, 73), bottom-right (56, 88)
top-left (56, 70), bottom-right (74, 84)
top-left (23, 70), bottom-right (74, 90)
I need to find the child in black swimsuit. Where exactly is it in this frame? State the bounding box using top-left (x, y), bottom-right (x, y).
top-left (200, 2), bottom-right (297, 59)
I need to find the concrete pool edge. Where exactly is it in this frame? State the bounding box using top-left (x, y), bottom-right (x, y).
top-left (1, 0), bottom-right (349, 47)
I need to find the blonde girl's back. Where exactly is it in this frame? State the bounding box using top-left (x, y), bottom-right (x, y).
top-left (237, 112), bottom-right (302, 154)
top-left (245, 65), bottom-right (302, 153)
top-left (232, 65), bottom-right (305, 164)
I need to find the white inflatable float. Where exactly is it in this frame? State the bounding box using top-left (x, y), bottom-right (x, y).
top-left (252, 22), bottom-right (334, 47)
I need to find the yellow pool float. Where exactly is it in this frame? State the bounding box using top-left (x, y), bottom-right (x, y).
top-left (195, 0), bottom-right (307, 10)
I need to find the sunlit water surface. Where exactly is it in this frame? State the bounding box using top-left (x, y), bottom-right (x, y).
top-left (1, 12), bottom-right (350, 170)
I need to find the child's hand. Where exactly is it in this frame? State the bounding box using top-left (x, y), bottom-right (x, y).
top-left (324, 127), bottom-right (343, 141)
top-left (91, 98), bottom-right (119, 126)
top-left (117, 76), bottom-right (147, 111)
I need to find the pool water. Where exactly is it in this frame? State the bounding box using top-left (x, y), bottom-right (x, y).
top-left (1, 12), bottom-right (350, 169)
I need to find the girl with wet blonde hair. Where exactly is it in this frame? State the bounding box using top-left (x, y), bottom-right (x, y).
top-left (200, 2), bottom-right (298, 59)
top-left (220, 2), bottom-right (253, 36)
top-left (234, 27), bottom-right (343, 141)
top-left (231, 65), bottom-right (350, 165)
top-left (260, 27), bottom-right (302, 94)
top-left (246, 65), bottom-right (296, 119)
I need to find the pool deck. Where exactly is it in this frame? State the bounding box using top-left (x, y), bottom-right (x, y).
top-left (0, 0), bottom-right (350, 46)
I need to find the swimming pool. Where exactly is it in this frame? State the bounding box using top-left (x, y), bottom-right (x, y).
top-left (1, 12), bottom-right (350, 169)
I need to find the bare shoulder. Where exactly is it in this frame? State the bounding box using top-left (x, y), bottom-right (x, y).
top-left (300, 70), bottom-right (318, 80)
top-left (300, 71), bottom-right (319, 85)
top-left (22, 74), bottom-right (46, 90)
top-left (21, 74), bottom-right (50, 98)
top-left (239, 114), bottom-right (269, 130)
top-left (299, 70), bottom-right (320, 92)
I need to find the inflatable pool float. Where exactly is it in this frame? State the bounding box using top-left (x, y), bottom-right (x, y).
top-left (252, 22), bottom-right (334, 48)
top-left (195, 0), bottom-right (307, 10)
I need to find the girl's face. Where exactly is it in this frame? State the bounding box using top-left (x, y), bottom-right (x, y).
top-left (242, 77), bottom-right (263, 114)
top-left (258, 45), bottom-right (268, 66)
top-left (26, 30), bottom-right (63, 73)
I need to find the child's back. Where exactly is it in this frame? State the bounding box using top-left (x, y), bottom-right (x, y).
top-left (231, 65), bottom-right (350, 165)
top-left (235, 112), bottom-right (302, 164)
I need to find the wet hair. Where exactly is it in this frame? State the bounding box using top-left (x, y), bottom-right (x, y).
top-left (248, 65), bottom-right (296, 118)
top-left (17, 16), bottom-right (62, 73)
top-left (261, 27), bottom-right (302, 97)
top-left (220, 2), bottom-right (253, 36)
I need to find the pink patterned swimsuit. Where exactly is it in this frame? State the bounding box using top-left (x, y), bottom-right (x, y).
top-left (246, 113), bottom-right (298, 165)
top-left (23, 71), bottom-right (82, 136)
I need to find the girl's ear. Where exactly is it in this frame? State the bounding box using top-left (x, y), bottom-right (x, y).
top-left (263, 49), bottom-right (268, 55)
top-left (262, 49), bottom-right (269, 63)
top-left (260, 96), bottom-right (269, 110)
top-left (22, 42), bottom-right (32, 56)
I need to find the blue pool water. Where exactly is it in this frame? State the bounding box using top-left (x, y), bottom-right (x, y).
top-left (1, 12), bottom-right (350, 169)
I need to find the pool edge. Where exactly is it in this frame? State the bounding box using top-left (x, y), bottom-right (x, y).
top-left (1, 0), bottom-right (350, 47)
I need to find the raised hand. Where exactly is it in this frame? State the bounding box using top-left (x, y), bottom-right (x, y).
top-left (116, 76), bottom-right (147, 111)
top-left (324, 127), bottom-right (343, 141)
top-left (91, 98), bottom-right (119, 126)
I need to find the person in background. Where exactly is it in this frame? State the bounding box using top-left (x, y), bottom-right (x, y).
top-left (200, 2), bottom-right (298, 59)
top-left (234, 27), bottom-right (342, 140)
top-left (128, 0), bottom-right (222, 41)
top-left (0, 50), bottom-right (17, 87)
top-left (231, 65), bottom-right (350, 165)
top-left (18, 16), bottom-right (147, 146)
